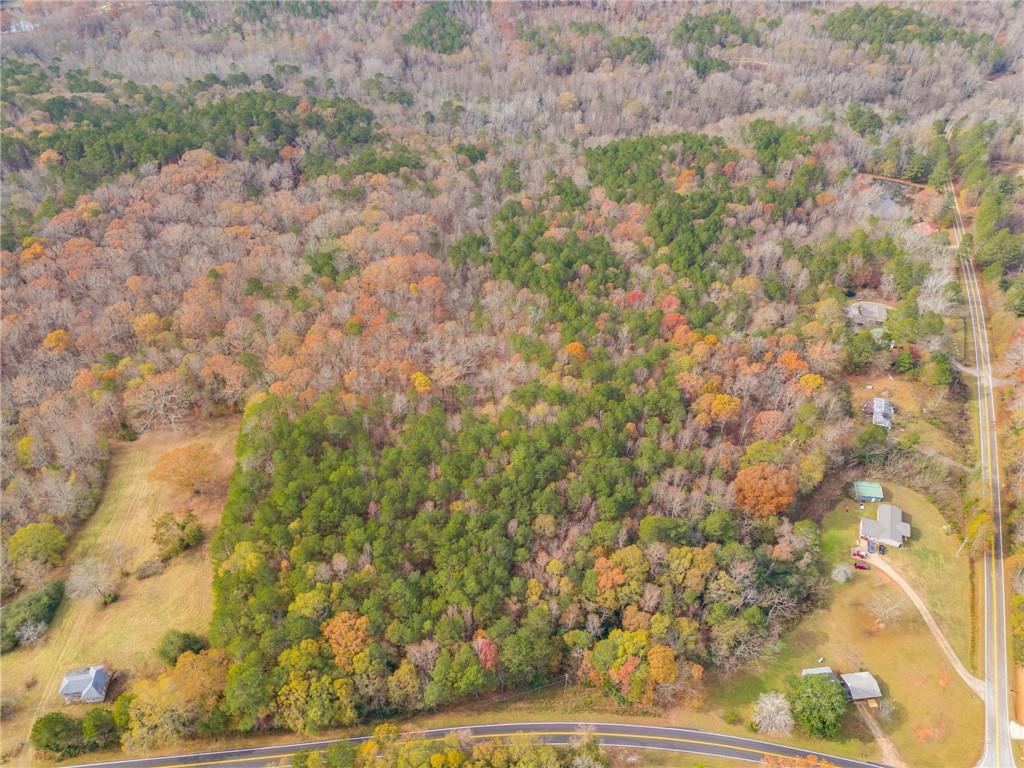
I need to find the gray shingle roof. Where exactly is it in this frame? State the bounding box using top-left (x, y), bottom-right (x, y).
top-left (845, 302), bottom-right (889, 326)
top-left (859, 503), bottom-right (911, 546)
top-left (59, 665), bottom-right (110, 703)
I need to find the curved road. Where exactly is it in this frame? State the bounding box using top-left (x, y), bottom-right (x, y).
top-left (65, 723), bottom-right (887, 768)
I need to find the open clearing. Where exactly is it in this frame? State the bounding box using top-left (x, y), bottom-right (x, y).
top-left (848, 373), bottom-right (969, 468)
top-left (834, 484), bottom-right (974, 667)
top-left (713, 493), bottom-right (982, 768)
top-left (0, 417), bottom-right (240, 759)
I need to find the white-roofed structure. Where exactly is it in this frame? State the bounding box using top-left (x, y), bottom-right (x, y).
top-left (58, 665), bottom-right (110, 704)
top-left (801, 666), bottom-right (835, 677)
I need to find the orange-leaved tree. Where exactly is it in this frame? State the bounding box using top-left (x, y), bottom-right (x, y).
top-left (731, 463), bottom-right (797, 518)
top-left (322, 611), bottom-right (371, 673)
top-left (149, 444), bottom-right (220, 494)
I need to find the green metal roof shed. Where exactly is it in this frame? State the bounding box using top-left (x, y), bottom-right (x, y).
top-left (852, 481), bottom-right (884, 502)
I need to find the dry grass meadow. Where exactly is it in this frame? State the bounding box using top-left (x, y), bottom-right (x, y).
top-left (0, 417), bottom-right (240, 759)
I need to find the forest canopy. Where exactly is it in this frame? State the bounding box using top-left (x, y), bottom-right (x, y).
top-left (1, 0), bottom-right (1022, 752)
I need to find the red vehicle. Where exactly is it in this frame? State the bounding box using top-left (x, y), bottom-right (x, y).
top-left (851, 548), bottom-right (867, 559)
top-left (854, 561), bottom-right (871, 571)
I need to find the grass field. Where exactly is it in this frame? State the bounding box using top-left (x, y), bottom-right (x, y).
top-left (0, 417), bottom-right (240, 760)
top-left (711, 493), bottom-right (983, 768)
top-left (827, 485), bottom-right (973, 667)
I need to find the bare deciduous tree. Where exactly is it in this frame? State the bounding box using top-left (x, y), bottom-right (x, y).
top-left (877, 698), bottom-right (897, 724)
top-left (107, 542), bottom-right (138, 576)
top-left (831, 564), bottom-right (854, 584)
top-left (68, 558), bottom-right (117, 602)
top-left (753, 691), bottom-right (795, 736)
top-left (14, 620), bottom-right (48, 647)
top-left (870, 595), bottom-right (906, 626)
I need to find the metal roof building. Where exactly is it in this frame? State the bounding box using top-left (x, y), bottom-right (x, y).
top-left (841, 671), bottom-right (882, 702)
top-left (871, 398), bottom-right (895, 430)
top-left (852, 480), bottom-right (884, 502)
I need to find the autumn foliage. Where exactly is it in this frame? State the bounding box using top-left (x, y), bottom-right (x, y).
top-left (148, 444), bottom-right (221, 495)
top-left (322, 612), bottom-right (371, 673)
top-left (731, 463), bottom-right (798, 517)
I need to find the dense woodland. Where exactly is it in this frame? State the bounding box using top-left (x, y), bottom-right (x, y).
top-left (2, 0), bottom-right (1023, 756)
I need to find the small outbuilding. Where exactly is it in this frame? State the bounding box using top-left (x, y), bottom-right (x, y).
top-left (58, 665), bottom-right (110, 704)
top-left (841, 671), bottom-right (882, 705)
top-left (801, 666), bottom-right (839, 681)
top-left (852, 480), bottom-right (884, 503)
top-left (859, 503), bottom-right (912, 548)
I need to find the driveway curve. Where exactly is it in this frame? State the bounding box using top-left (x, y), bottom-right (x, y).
top-left (867, 553), bottom-right (984, 698)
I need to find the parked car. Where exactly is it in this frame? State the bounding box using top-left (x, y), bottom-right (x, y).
top-left (854, 561), bottom-right (871, 571)
top-left (851, 549), bottom-right (867, 559)
top-left (878, 544), bottom-right (887, 555)
top-left (867, 540), bottom-right (877, 554)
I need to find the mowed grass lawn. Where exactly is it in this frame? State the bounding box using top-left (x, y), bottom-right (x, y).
top-left (871, 485), bottom-right (973, 667)
top-left (710, 490), bottom-right (982, 768)
top-left (0, 417), bottom-right (240, 756)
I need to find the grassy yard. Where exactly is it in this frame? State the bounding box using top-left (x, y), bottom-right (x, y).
top-left (830, 485), bottom-right (973, 667)
top-left (711, 493), bottom-right (983, 768)
top-left (0, 417), bottom-right (240, 759)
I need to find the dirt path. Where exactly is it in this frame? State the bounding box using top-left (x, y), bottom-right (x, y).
top-left (952, 358), bottom-right (1014, 387)
top-left (855, 701), bottom-right (906, 768)
top-left (867, 553), bottom-right (985, 698)
top-left (858, 172), bottom-right (929, 190)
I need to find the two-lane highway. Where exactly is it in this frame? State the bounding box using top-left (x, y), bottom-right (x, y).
top-left (65, 722), bottom-right (888, 768)
top-left (949, 179), bottom-right (1016, 768)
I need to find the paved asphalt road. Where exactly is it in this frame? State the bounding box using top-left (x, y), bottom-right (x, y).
top-left (949, 172), bottom-right (1016, 768)
top-left (67, 723), bottom-right (888, 768)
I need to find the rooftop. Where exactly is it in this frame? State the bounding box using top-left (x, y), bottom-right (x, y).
top-left (871, 397), bottom-right (894, 429)
top-left (841, 671), bottom-right (882, 701)
top-left (59, 665), bottom-right (110, 703)
top-left (801, 666), bottom-right (835, 676)
top-left (845, 301), bottom-right (889, 326)
top-left (852, 480), bottom-right (884, 500)
top-left (860, 503), bottom-right (911, 546)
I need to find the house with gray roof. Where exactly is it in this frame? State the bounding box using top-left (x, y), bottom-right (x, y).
top-left (859, 503), bottom-right (911, 548)
top-left (845, 301), bottom-right (889, 326)
top-left (871, 398), bottom-right (895, 430)
top-left (58, 665), bottom-right (110, 704)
